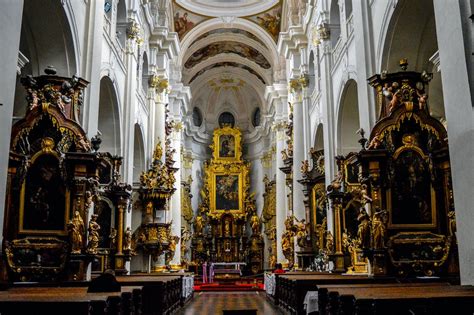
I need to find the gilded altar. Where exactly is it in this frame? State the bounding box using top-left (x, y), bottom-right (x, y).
top-left (191, 126), bottom-right (262, 273)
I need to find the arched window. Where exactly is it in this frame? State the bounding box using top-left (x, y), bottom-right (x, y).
top-left (252, 107), bottom-right (261, 127)
top-left (192, 107), bottom-right (203, 127)
top-left (218, 112), bottom-right (235, 128)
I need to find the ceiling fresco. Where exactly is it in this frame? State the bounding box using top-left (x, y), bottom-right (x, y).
top-left (173, 3), bottom-right (210, 40)
top-left (246, 2), bottom-right (282, 41)
top-left (188, 62), bottom-right (267, 85)
top-left (184, 41), bottom-right (271, 69)
top-left (173, 1), bottom-right (282, 42)
top-left (189, 28), bottom-right (266, 47)
top-left (208, 77), bottom-right (246, 92)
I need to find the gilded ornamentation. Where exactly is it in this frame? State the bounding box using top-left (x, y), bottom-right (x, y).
top-left (68, 210), bottom-right (84, 254)
top-left (295, 218), bottom-right (308, 248)
top-left (356, 209), bottom-right (371, 249)
top-left (86, 214), bottom-right (100, 255)
top-left (250, 211), bottom-right (260, 236)
top-left (140, 139), bottom-right (176, 191)
top-left (126, 18), bottom-right (143, 45)
top-left (371, 208), bottom-right (387, 250)
top-left (312, 23), bottom-right (330, 45)
top-left (289, 74), bottom-right (309, 93)
top-left (123, 227), bottom-right (132, 251)
top-left (300, 159), bottom-right (310, 177)
top-left (149, 75), bottom-right (169, 94)
top-left (326, 231), bottom-right (334, 252)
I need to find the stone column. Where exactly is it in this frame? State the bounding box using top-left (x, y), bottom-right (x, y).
top-left (433, 0), bottom-right (474, 285)
top-left (352, 0), bottom-right (376, 132)
top-left (0, 0), bottom-right (23, 245)
top-left (275, 121), bottom-right (288, 264)
top-left (319, 39), bottom-right (337, 231)
top-left (290, 78), bottom-right (308, 241)
top-left (169, 124), bottom-right (182, 266)
top-left (81, 0), bottom-right (104, 137)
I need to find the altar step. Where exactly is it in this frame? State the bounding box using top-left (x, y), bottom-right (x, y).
top-left (194, 283), bottom-right (264, 292)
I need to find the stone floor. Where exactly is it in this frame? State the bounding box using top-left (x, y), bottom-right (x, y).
top-left (178, 291), bottom-right (284, 315)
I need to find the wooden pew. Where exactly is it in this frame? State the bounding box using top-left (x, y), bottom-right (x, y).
top-left (348, 285), bottom-right (474, 315)
top-left (317, 282), bottom-right (450, 315)
top-left (322, 284), bottom-right (474, 315)
top-left (0, 289), bottom-right (127, 315)
top-left (115, 275), bottom-right (182, 315)
top-left (274, 273), bottom-right (394, 315)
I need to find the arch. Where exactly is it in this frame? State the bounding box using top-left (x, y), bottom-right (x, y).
top-left (116, 0), bottom-right (128, 48)
top-left (308, 51), bottom-right (316, 92)
top-left (329, 0), bottom-right (341, 48)
top-left (337, 79), bottom-right (360, 155)
top-left (379, 0), bottom-right (445, 123)
top-left (314, 123), bottom-right (324, 151)
top-left (133, 123), bottom-right (146, 183)
top-left (98, 76), bottom-right (122, 155)
top-left (178, 18), bottom-right (279, 69)
top-left (380, 0), bottom-right (438, 72)
top-left (142, 52), bottom-right (149, 94)
top-left (13, 0), bottom-right (78, 118)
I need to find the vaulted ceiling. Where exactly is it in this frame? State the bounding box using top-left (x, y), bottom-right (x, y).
top-left (173, 0), bottom-right (283, 137)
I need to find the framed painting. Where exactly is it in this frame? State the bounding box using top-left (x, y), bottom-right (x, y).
top-left (213, 174), bottom-right (242, 211)
top-left (19, 151), bottom-right (70, 235)
top-left (211, 126), bottom-right (242, 161)
top-left (219, 135), bottom-right (235, 158)
top-left (387, 147), bottom-right (437, 229)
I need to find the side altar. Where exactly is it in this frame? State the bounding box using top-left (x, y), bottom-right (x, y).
top-left (191, 126), bottom-right (263, 274)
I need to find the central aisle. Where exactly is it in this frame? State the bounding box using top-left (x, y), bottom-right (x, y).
top-left (178, 292), bottom-right (283, 315)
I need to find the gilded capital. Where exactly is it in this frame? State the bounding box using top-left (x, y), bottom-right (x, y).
top-left (149, 75), bottom-right (169, 94)
top-left (289, 74), bottom-right (310, 93)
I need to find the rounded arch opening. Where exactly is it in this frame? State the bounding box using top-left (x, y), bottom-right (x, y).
top-left (13, 0), bottom-right (77, 118)
top-left (314, 123), bottom-right (324, 151)
top-left (337, 80), bottom-right (360, 155)
top-left (381, 0), bottom-right (445, 125)
top-left (308, 51), bottom-right (316, 92)
top-left (98, 76), bottom-right (121, 155)
top-left (133, 124), bottom-right (146, 183)
top-left (329, 0), bottom-right (341, 48)
top-left (142, 52), bottom-right (149, 94)
top-left (116, 0), bottom-right (127, 48)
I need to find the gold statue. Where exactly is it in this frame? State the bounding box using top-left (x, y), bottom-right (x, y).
top-left (372, 208), bottom-right (387, 250)
top-left (301, 159), bottom-right (310, 177)
top-left (69, 210), bottom-right (84, 254)
top-left (448, 211), bottom-right (456, 237)
top-left (109, 227), bottom-right (117, 250)
top-left (295, 218), bottom-right (308, 248)
top-left (86, 214), bottom-right (100, 255)
top-left (250, 212), bottom-right (260, 235)
top-left (326, 231), bottom-right (334, 252)
top-left (124, 227), bottom-right (132, 251)
top-left (357, 209), bottom-right (371, 249)
top-left (194, 212), bottom-right (204, 236)
top-left (224, 219), bottom-right (231, 236)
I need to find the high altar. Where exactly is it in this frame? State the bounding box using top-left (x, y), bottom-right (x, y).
top-left (191, 126), bottom-right (263, 274)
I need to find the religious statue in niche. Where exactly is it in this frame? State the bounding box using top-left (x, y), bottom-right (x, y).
top-left (392, 143), bottom-right (433, 225)
top-left (87, 214), bottom-right (101, 255)
top-left (219, 135), bottom-right (235, 158)
top-left (69, 211), bottom-right (84, 254)
top-left (215, 175), bottom-right (239, 210)
top-left (23, 154), bottom-right (67, 232)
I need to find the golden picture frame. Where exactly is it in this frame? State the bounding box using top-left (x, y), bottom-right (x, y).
top-left (211, 126), bottom-right (242, 161)
top-left (19, 148), bottom-right (70, 236)
top-left (211, 172), bottom-right (243, 213)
